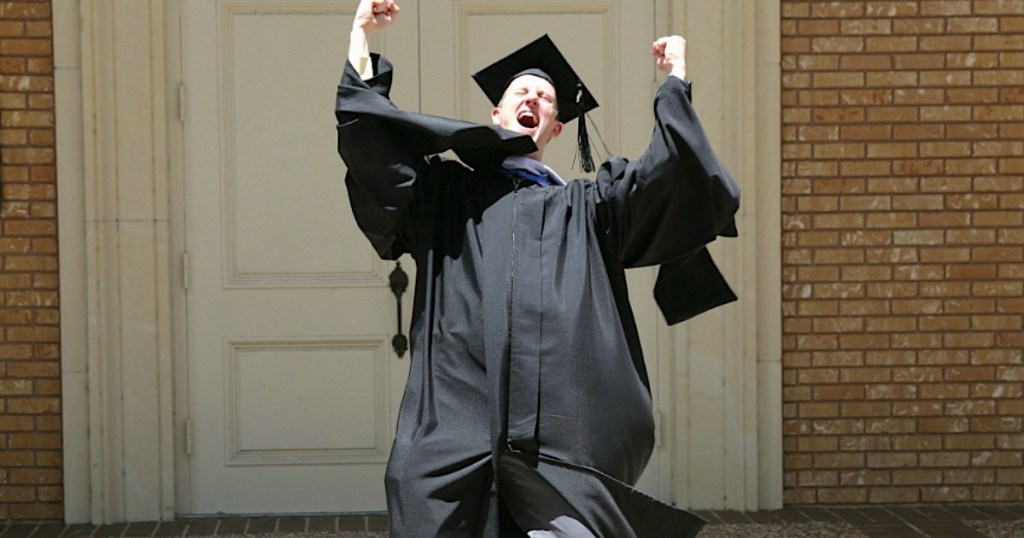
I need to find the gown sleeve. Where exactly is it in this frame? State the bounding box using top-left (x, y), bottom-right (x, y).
top-left (595, 76), bottom-right (742, 324)
top-left (336, 55), bottom-right (428, 260)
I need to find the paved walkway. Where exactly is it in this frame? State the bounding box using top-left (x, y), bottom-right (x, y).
top-left (2, 504), bottom-right (1023, 538)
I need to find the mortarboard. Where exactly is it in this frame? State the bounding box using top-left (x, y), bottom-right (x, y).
top-left (472, 34), bottom-right (600, 172)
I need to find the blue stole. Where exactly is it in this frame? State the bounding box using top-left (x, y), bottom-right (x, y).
top-left (499, 155), bottom-right (565, 187)
top-left (500, 167), bottom-right (554, 186)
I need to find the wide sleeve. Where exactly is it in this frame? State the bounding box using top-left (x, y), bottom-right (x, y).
top-left (336, 54), bottom-right (428, 260)
top-left (597, 76), bottom-right (740, 267)
top-left (595, 77), bottom-right (742, 324)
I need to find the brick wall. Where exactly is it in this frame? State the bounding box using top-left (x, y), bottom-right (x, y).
top-left (0, 0), bottom-right (61, 521)
top-left (782, 0), bottom-right (1024, 504)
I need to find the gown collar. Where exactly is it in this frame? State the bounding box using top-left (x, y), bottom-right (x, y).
top-left (500, 155), bottom-right (565, 186)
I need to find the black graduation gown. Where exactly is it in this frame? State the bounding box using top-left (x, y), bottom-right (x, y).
top-left (335, 55), bottom-right (740, 538)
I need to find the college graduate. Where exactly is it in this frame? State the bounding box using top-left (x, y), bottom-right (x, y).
top-left (335, 1), bottom-right (740, 536)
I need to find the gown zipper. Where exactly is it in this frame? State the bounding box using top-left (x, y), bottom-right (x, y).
top-left (506, 177), bottom-right (522, 450)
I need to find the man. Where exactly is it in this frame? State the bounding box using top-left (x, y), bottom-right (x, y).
top-left (336, 1), bottom-right (740, 536)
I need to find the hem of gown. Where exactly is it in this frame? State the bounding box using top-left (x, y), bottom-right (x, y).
top-left (527, 452), bottom-right (707, 538)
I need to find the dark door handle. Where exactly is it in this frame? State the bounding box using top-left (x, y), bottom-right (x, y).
top-left (389, 262), bottom-right (409, 357)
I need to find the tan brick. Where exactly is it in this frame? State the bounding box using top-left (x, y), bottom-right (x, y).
top-left (0, 487), bottom-right (36, 503)
top-left (920, 451), bottom-right (971, 467)
top-left (866, 418), bottom-right (917, 434)
top-left (947, 470), bottom-right (998, 488)
top-left (976, 70), bottom-right (1024, 86)
top-left (950, 17), bottom-right (1001, 33)
top-left (973, 486), bottom-right (1024, 502)
top-left (997, 366), bottom-right (1024, 381)
top-left (813, 282), bottom-right (866, 299)
top-left (815, 452), bottom-right (867, 469)
top-left (945, 400), bottom-right (997, 416)
top-left (839, 299), bottom-right (890, 316)
top-left (973, 382), bottom-right (1022, 400)
top-left (839, 334), bottom-right (892, 350)
top-left (975, 0), bottom-right (1024, 15)
top-left (865, 384), bottom-right (917, 400)
top-left (919, 350), bottom-right (970, 365)
top-left (814, 107), bottom-right (868, 123)
top-left (35, 414), bottom-right (61, 432)
top-left (781, 2), bottom-right (810, 18)
top-left (8, 469), bottom-right (61, 485)
top-left (919, 105), bottom-right (972, 123)
top-left (922, 486), bottom-right (972, 502)
top-left (0, 38), bottom-right (51, 56)
top-left (819, 487), bottom-right (869, 504)
top-left (7, 397), bottom-right (59, 414)
top-left (800, 402), bottom-right (840, 418)
top-left (997, 469), bottom-right (1024, 486)
top-left (892, 469), bottom-right (943, 486)
top-left (840, 435), bottom-right (892, 451)
top-left (839, 469), bottom-right (890, 488)
top-left (841, 124), bottom-right (893, 141)
top-left (973, 281), bottom-right (1024, 296)
top-left (996, 434), bottom-right (1024, 450)
top-left (865, 35), bottom-right (918, 52)
top-left (891, 17), bottom-right (943, 34)
top-left (783, 487), bottom-right (817, 504)
top-left (10, 503), bottom-right (63, 521)
top-left (798, 470), bottom-right (839, 487)
top-left (8, 433), bottom-right (61, 450)
top-left (944, 332), bottom-right (996, 348)
top-left (867, 452), bottom-right (918, 469)
top-left (812, 36), bottom-right (866, 53)
top-left (815, 385), bottom-right (866, 401)
top-left (920, 384), bottom-right (970, 400)
top-left (0, 415), bottom-right (34, 431)
top-left (866, 106), bottom-right (918, 123)
top-left (996, 298), bottom-right (1024, 313)
top-left (971, 417), bottom-right (1023, 432)
top-left (866, 350), bottom-right (917, 366)
top-left (945, 435), bottom-right (996, 450)
top-left (782, 36), bottom-right (812, 53)
top-left (949, 193), bottom-right (1000, 210)
top-left (36, 487), bottom-right (62, 503)
top-left (799, 300), bottom-right (840, 316)
top-left (35, 450), bottom-right (61, 467)
top-left (865, 315), bottom-right (916, 332)
top-left (5, 326), bottom-right (59, 342)
top-left (799, 19), bottom-right (840, 35)
top-left (919, 316), bottom-right (970, 332)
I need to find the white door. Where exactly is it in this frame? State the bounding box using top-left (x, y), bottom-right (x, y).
top-left (180, 0), bottom-right (669, 515)
top-left (180, 0), bottom-right (419, 514)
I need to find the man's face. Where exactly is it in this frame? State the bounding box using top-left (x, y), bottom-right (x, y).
top-left (491, 74), bottom-right (564, 156)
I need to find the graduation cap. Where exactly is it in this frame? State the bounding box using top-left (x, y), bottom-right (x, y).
top-left (472, 34), bottom-right (600, 172)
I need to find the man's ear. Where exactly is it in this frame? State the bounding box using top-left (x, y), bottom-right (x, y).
top-left (491, 107), bottom-right (501, 126)
top-left (550, 121), bottom-right (564, 139)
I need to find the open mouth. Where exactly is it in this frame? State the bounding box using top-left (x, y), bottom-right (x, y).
top-left (517, 110), bottom-right (539, 129)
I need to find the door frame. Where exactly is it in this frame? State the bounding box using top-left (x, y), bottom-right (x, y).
top-left (55, 0), bottom-right (782, 522)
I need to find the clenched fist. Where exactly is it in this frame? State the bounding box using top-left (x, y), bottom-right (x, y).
top-left (653, 35), bottom-right (686, 80)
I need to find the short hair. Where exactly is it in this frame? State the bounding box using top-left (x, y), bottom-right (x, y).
top-left (496, 74), bottom-right (560, 116)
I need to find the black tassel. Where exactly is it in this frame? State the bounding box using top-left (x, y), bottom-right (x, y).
top-left (575, 83), bottom-right (595, 173)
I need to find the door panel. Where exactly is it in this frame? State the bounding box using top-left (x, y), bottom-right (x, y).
top-left (181, 0), bottom-right (417, 514)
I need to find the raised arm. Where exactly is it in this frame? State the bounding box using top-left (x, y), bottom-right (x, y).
top-left (338, 0), bottom-right (426, 260)
top-left (597, 35), bottom-right (740, 268)
top-left (349, 0), bottom-right (400, 79)
top-left (593, 36), bottom-right (741, 324)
